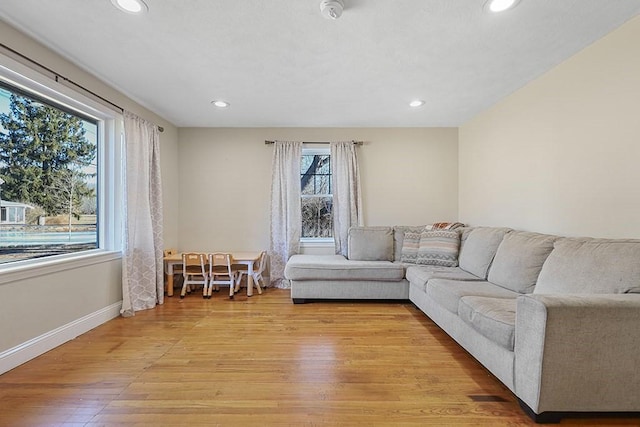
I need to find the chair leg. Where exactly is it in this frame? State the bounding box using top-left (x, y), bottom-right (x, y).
top-left (229, 275), bottom-right (235, 299)
top-left (253, 274), bottom-right (263, 295)
top-left (234, 272), bottom-right (243, 292)
top-left (180, 278), bottom-right (189, 299)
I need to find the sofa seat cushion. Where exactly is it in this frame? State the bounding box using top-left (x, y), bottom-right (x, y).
top-left (487, 230), bottom-right (557, 294)
top-left (405, 265), bottom-right (482, 291)
top-left (426, 278), bottom-right (519, 314)
top-left (458, 227), bottom-right (511, 279)
top-left (535, 238), bottom-right (640, 294)
top-left (458, 296), bottom-right (517, 351)
top-left (285, 255), bottom-right (404, 281)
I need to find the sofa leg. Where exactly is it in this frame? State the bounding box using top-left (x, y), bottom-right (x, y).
top-left (292, 298), bottom-right (306, 304)
top-left (517, 399), bottom-right (562, 424)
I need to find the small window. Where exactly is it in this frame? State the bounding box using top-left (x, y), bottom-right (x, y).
top-left (301, 148), bottom-right (333, 239)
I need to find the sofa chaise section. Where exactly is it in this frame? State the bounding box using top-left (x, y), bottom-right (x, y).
top-left (286, 254), bottom-right (407, 303)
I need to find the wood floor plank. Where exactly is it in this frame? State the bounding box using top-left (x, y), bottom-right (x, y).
top-left (0, 288), bottom-right (637, 426)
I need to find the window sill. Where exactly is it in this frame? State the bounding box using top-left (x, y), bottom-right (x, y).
top-left (300, 238), bottom-right (335, 248)
top-left (0, 250), bottom-right (121, 286)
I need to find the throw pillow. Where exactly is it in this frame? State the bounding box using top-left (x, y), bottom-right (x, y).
top-left (393, 225), bottom-right (426, 262)
top-left (400, 231), bottom-right (421, 264)
top-left (417, 230), bottom-right (460, 267)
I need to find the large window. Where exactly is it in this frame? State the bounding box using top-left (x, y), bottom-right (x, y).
top-left (301, 148), bottom-right (333, 239)
top-left (0, 55), bottom-right (120, 269)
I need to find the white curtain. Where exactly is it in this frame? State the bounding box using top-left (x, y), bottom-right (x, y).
top-left (121, 111), bottom-right (164, 317)
top-left (270, 141), bottom-right (302, 288)
top-left (331, 141), bottom-right (363, 256)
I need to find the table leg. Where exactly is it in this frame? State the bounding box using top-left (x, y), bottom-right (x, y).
top-left (166, 263), bottom-right (174, 297)
top-left (247, 261), bottom-right (254, 297)
top-left (167, 275), bottom-right (174, 296)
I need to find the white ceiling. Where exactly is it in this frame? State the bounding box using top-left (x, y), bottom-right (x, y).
top-left (1, 0), bottom-right (639, 128)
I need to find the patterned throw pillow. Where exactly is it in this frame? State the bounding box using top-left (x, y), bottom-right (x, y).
top-left (417, 230), bottom-right (460, 267)
top-left (400, 231), bottom-right (422, 264)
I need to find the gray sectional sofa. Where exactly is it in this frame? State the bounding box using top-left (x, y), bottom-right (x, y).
top-left (284, 225), bottom-right (640, 423)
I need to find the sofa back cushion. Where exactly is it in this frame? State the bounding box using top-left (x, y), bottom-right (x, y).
top-left (487, 231), bottom-right (557, 293)
top-left (535, 238), bottom-right (640, 294)
top-left (458, 227), bottom-right (511, 279)
top-left (348, 226), bottom-right (394, 261)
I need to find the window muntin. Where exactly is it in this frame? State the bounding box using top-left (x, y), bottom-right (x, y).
top-left (0, 75), bottom-right (101, 265)
top-left (301, 149), bottom-right (333, 239)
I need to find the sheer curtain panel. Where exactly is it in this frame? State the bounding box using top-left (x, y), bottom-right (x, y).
top-left (331, 141), bottom-right (363, 256)
top-left (121, 111), bottom-right (164, 317)
top-left (270, 141), bottom-right (302, 288)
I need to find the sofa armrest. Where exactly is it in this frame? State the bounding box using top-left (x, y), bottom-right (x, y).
top-left (514, 293), bottom-right (640, 414)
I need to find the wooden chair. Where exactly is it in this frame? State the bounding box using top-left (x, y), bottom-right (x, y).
top-left (234, 250), bottom-right (266, 295)
top-left (207, 253), bottom-right (239, 299)
top-left (180, 252), bottom-right (207, 299)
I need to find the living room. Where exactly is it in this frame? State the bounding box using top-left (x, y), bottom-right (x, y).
top-left (0, 0), bottom-right (639, 424)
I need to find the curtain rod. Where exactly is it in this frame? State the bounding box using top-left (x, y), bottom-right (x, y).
top-left (265, 140), bottom-right (363, 145)
top-left (0, 42), bottom-right (164, 133)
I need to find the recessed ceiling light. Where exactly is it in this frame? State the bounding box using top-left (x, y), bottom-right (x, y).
top-left (211, 100), bottom-right (230, 108)
top-left (409, 100), bottom-right (425, 108)
top-left (484, 0), bottom-right (521, 13)
top-left (110, 0), bottom-right (148, 14)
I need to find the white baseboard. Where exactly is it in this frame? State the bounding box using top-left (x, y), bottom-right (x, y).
top-left (0, 301), bottom-right (122, 375)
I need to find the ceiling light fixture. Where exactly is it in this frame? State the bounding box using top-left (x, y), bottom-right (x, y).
top-left (211, 100), bottom-right (230, 108)
top-left (409, 100), bottom-right (425, 108)
top-left (320, 0), bottom-right (345, 20)
top-left (484, 0), bottom-right (521, 13)
top-left (110, 0), bottom-right (148, 14)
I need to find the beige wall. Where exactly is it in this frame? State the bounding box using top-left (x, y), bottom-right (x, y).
top-left (0, 21), bottom-right (179, 354)
top-left (459, 15), bottom-right (640, 238)
top-left (0, 259), bottom-right (122, 351)
top-left (177, 127), bottom-right (458, 252)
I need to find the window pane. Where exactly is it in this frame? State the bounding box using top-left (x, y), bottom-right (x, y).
top-left (0, 84), bottom-right (98, 264)
top-left (301, 196), bottom-right (333, 238)
top-left (314, 175), bottom-right (330, 194)
top-left (316, 155), bottom-right (330, 174)
top-left (301, 154), bottom-right (332, 196)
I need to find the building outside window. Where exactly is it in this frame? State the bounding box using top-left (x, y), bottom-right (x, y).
top-left (0, 201), bottom-right (32, 224)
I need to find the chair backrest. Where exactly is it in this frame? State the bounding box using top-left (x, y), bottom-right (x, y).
top-left (209, 252), bottom-right (233, 277)
top-left (255, 251), bottom-right (267, 274)
top-left (182, 252), bottom-right (206, 276)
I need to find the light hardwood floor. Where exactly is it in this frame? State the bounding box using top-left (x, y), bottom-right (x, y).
top-left (0, 288), bottom-right (637, 426)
